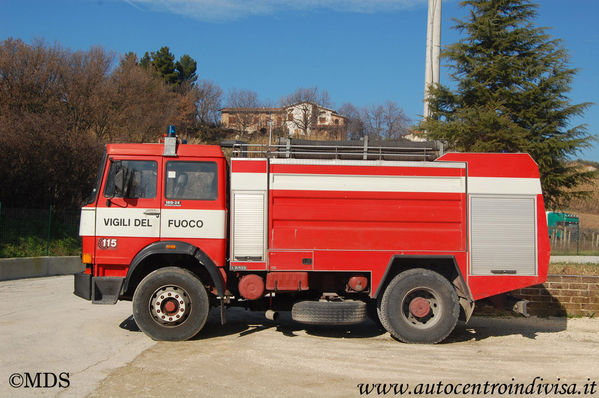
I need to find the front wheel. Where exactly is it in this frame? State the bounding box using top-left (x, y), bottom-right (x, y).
top-left (132, 267), bottom-right (210, 341)
top-left (379, 269), bottom-right (459, 344)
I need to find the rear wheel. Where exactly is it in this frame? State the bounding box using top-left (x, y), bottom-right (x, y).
top-left (379, 269), bottom-right (459, 344)
top-left (133, 267), bottom-right (210, 341)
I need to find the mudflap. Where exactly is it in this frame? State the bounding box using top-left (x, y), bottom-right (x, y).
top-left (91, 277), bottom-right (125, 304)
top-left (74, 272), bottom-right (92, 300)
top-left (452, 276), bottom-right (475, 322)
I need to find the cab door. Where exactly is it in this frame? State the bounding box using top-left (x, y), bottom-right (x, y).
top-left (94, 156), bottom-right (162, 275)
top-left (160, 157), bottom-right (227, 267)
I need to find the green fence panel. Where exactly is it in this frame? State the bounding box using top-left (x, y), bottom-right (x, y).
top-left (0, 204), bottom-right (81, 258)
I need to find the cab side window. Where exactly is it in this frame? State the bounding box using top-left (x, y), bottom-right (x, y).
top-left (165, 161), bottom-right (218, 200)
top-left (104, 160), bottom-right (158, 198)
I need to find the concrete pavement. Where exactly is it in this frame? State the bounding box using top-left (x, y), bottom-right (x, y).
top-left (0, 276), bottom-right (154, 397)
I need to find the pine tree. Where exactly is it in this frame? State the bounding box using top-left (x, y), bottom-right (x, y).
top-left (150, 46), bottom-right (178, 85)
top-left (175, 54), bottom-right (198, 85)
top-left (138, 48), bottom-right (198, 88)
top-left (421, 0), bottom-right (596, 207)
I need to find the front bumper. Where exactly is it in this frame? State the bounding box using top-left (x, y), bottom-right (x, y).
top-left (74, 272), bottom-right (92, 300)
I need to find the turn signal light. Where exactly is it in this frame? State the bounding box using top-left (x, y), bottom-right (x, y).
top-left (81, 253), bottom-right (93, 264)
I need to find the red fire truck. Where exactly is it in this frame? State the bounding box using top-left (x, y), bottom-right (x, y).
top-left (74, 129), bottom-right (550, 344)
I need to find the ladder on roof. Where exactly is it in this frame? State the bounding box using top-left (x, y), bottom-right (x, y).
top-left (221, 137), bottom-right (443, 161)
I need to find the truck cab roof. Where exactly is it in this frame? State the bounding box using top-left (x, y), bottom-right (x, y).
top-left (106, 143), bottom-right (225, 158)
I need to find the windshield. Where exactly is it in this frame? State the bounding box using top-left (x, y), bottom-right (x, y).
top-left (85, 150), bottom-right (107, 205)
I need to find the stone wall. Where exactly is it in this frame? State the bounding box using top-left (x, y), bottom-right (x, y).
top-left (0, 256), bottom-right (83, 281)
top-left (512, 274), bottom-right (599, 317)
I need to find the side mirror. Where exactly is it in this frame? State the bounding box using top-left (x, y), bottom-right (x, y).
top-left (112, 161), bottom-right (131, 198)
top-left (114, 169), bottom-right (125, 196)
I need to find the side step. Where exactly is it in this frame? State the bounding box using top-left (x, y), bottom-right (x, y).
top-left (291, 300), bottom-right (367, 326)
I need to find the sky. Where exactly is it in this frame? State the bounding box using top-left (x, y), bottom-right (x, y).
top-left (1, 0), bottom-right (598, 161)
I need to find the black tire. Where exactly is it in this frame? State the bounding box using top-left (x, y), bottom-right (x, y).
top-left (292, 300), bottom-right (367, 325)
top-left (132, 267), bottom-right (210, 341)
top-left (379, 269), bottom-right (459, 344)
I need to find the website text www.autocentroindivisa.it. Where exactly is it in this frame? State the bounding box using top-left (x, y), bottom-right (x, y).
top-left (356, 377), bottom-right (597, 396)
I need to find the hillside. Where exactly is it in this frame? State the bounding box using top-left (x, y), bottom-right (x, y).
top-left (561, 161), bottom-right (599, 230)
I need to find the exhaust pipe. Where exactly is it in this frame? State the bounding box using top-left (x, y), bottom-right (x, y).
top-left (265, 309), bottom-right (279, 321)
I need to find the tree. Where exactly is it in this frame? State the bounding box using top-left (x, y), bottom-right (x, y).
top-left (107, 54), bottom-right (179, 142)
top-left (175, 54), bottom-right (198, 85)
top-left (281, 86), bottom-right (332, 135)
top-left (139, 52), bottom-right (151, 68)
top-left (286, 102), bottom-right (319, 136)
top-left (0, 39), bottom-right (104, 208)
top-left (420, 0), bottom-right (596, 207)
top-left (121, 51), bottom-right (138, 66)
top-left (362, 104), bottom-right (385, 139)
top-left (149, 46), bottom-right (178, 85)
top-left (0, 38), bottom-right (190, 208)
top-left (140, 47), bottom-right (198, 88)
top-left (281, 86), bottom-right (332, 108)
top-left (338, 102), bottom-right (365, 139)
top-left (195, 80), bottom-right (223, 126)
top-left (225, 88), bottom-right (261, 134)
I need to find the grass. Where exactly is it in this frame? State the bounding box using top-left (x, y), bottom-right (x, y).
top-left (550, 249), bottom-right (599, 256)
top-left (0, 208), bottom-right (81, 258)
top-left (0, 236), bottom-right (81, 257)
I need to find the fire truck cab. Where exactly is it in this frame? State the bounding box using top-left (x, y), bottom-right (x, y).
top-left (75, 131), bottom-right (550, 344)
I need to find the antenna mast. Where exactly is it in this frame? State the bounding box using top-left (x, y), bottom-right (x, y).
top-left (423, 0), bottom-right (442, 119)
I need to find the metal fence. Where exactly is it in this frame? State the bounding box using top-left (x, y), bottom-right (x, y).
top-left (0, 204), bottom-right (81, 258)
top-left (549, 226), bottom-right (599, 256)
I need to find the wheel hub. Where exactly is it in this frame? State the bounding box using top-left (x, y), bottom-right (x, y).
top-left (401, 287), bottom-right (441, 329)
top-left (162, 298), bottom-right (179, 315)
top-left (150, 286), bottom-right (189, 325)
top-left (409, 297), bottom-right (431, 318)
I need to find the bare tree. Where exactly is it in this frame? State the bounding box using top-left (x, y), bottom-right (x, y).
top-left (286, 102), bottom-right (318, 135)
top-left (108, 54), bottom-right (178, 142)
top-left (225, 88), bottom-right (261, 134)
top-left (0, 39), bottom-right (104, 208)
top-left (361, 101), bottom-right (410, 140)
top-left (361, 104), bottom-right (385, 139)
top-left (0, 38), bottom-right (189, 208)
top-left (280, 86), bottom-right (331, 108)
top-left (195, 80), bottom-right (223, 126)
top-left (381, 100), bottom-right (410, 139)
top-left (64, 46), bottom-right (114, 137)
top-left (281, 86), bottom-right (332, 136)
top-left (338, 102), bottom-right (365, 140)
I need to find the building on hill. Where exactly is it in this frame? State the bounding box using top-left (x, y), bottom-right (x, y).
top-left (220, 102), bottom-right (346, 139)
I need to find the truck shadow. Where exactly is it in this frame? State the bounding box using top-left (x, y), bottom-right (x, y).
top-left (445, 315), bottom-right (568, 343)
top-left (119, 308), bottom-right (386, 339)
top-left (195, 309), bottom-right (386, 340)
top-left (120, 308), bottom-right (569, 343)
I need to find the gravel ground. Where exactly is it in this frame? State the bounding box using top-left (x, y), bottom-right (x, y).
top-left (91, 310), bottom-right (598, 398)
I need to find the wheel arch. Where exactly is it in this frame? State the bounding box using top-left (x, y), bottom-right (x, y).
top-left (121, 241), bottom-right (225, 301)
top-left (374, 255), bottom-right (474, 322)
